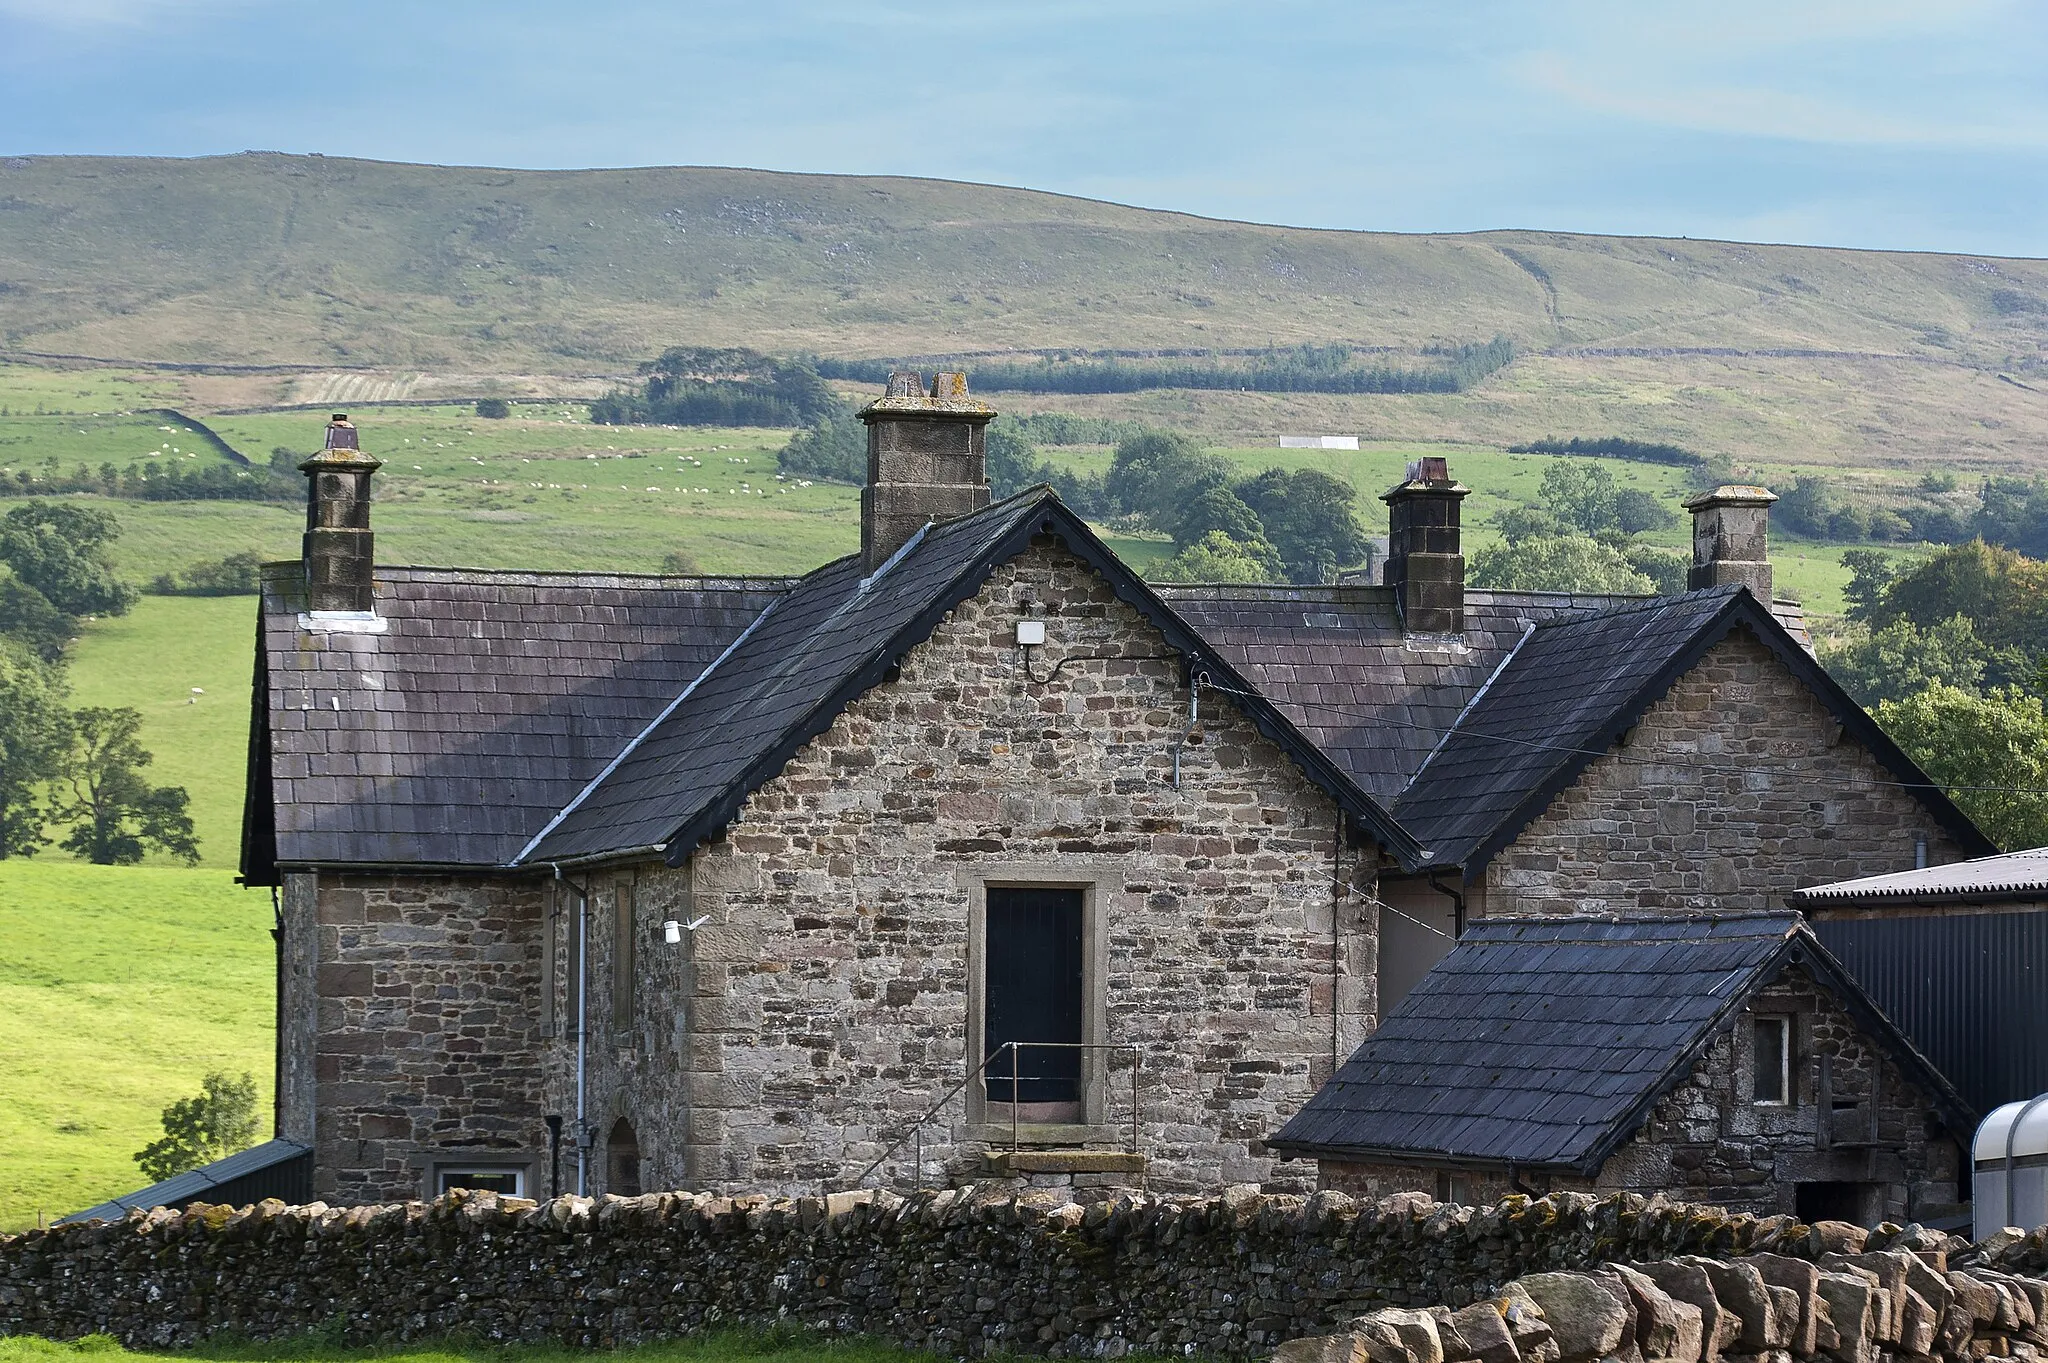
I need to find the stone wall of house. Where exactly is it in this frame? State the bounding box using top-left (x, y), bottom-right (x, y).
top-left (11, 1186), bottom-right (2009, 1357)
top-left (302, 872), bottom-right (549, 1205)
top-left (1484, 629), bottom-right (1969, 915)
top-left (1320, 968), bottom-right (1960, 1221)
top-left (572, 536), bottom-right (1386, 1199)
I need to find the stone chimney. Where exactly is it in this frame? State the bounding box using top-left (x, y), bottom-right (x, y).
top-left (1683, 484), bottom-right (1777, 600)
top-left (300, 414), bottom-right (382, 614)
top-left (1381, 456), bottom-right (1470, 634)
top-left (856, 371), bottom-right (996, 571)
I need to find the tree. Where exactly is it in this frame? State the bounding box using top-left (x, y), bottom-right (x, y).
top-left (1613, 487), bottom-right (1679, 535)
top-left (1538, 461), bottom-right (1619, 535)
top-left (1975, 475), bottom-right (2048, 558)
top-left (659, 549), bottom-right (701, 574)
top-left (1174, 485), bottom-right (1268, 550)
top-left (0, 574), bottom-right (72, 662)
top-left (1494, 505), bottom-right (1571, 545)
top-left (1819, 616), bottom-right (1993, 708)
top-left (777, 410), bottom-right (866, 484)
top-left (1236, 467), bottom-right (1371, 583)
top-left (0, 502), bottom-right (137, 618)
top-left (1468, 535), bottom-right (1655, 594)
top-left (0, 644), bottom-right (69, 858)
top-left (133, 1070), bottom-right (260, 1183)
top-left (1620, 543), bottom-right (1689, 595)
top-left (1869, 540), bottom-right (2048, 658)
top-left (1875, 685), bottom-right (2048, 851)
top-left (1104, 432), bottom-right (1230, 528)
top-left (1147, 531), bottom-right (1279, 584)
top-left (52, 707), bottom-right (199, 865)
top-left (1840, 548), bottom-right (1905, 622)
top-left (474, 397), bottom-right (511, 419)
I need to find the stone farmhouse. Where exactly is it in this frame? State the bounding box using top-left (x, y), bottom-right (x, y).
top-left (1269, 913), bottom-right (1972, 1226)
top-left (239, 375), bottom-right (1990, 1210)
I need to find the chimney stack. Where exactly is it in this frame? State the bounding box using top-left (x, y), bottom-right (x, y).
top-left (857, 371), bottom-right (995, 571)
top-left (1381, 456), bottom-right (1470, 634)
top-left (300, 414), bottom-right (382, 614)
top-left (1683, 484), bottom-right (1777, 600)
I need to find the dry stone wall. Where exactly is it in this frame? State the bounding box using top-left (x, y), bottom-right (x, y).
top-left (6, 1186), bottom-right (2034, 1358)
top-left (1282, 1227), bottom-right (2048, 1363)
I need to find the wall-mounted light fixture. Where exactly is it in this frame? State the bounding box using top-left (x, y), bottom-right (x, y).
top-left (661, 915), bottom-right (710, 944)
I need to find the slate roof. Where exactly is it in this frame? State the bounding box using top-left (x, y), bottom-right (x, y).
top-left (1390, 586), bottom-right (1993, 878)
top-left (243, 566), bottom-right (789, 876)
top-left (518, 489), bottom-right (1424, 869)
top-left (1790, 847), bottom-right (2048, 907)
top-left (247, 481), bottom-right (1983, 881)
top-left (1269, 914), bottom-right (1974, 1172)
top-left (1154, 586), bottom-right (1813, 804)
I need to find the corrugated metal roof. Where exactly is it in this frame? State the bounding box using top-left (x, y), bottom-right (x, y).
top-left (61, 1138), bottom-right (311, 1224)
top-left (1792, 848), bottom-right (2048, 904)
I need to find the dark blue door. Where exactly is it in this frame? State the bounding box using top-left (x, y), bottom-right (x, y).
top-left (985, 887), bottom-right (1083, 1103)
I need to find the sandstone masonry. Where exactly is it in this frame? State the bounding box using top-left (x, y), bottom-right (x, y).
top-left (1481, 631), bottom-right (1964, 916)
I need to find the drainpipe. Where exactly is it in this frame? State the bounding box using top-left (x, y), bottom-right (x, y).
top-left (1330, 814), bottom-right (1343, 1075)
top-left (1428, 872), bottom-right (1466, 937)
top-left (553, 864), bottom-right (590, 1196)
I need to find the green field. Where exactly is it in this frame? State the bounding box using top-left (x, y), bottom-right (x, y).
top-left (0, 860), bottom-right (271, 1231)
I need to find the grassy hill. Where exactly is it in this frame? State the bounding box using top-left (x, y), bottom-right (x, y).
top-left (3, 155), bottom-right (2047, 470)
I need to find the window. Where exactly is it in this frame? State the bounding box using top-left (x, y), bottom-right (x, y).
top-left (607, 1118), bottom-right (642, 1195)
top-left (612, 880), bottom-right (636, 1037)
top-left (437, 1166), bottom-right (523, 1196)
top-left (984, 886), bottom-right (1085, 1117)
top-left (1753, 1016), bottom-right (1790, 1104)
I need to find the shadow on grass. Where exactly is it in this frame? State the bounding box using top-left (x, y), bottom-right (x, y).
top-left (0, 1327), bottom-right (944, 1363)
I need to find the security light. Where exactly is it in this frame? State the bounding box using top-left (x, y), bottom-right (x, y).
top-left (661, 915), bottom-right (711, 944)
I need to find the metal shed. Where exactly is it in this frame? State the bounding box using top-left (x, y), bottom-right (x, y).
top-left (61, 1139), bottom-right (312, 1224)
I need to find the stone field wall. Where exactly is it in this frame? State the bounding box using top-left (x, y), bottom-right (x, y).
top-left (1284, 1226), bottom-right (2048, 1363)
top-left (9, 1186), bottom-right (2047, 1358)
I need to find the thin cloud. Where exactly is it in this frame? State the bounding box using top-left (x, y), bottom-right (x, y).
top-left (1514, 50), bottom-right (2048, 151)
top-left (0, 0), bottom-right (255, 27)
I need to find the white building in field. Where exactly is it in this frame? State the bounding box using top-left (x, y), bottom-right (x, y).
top-left (1278, 435), bottom-right (1359, 450)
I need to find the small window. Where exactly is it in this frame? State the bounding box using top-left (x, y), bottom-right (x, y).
top-left (612, 880), bottom-right (636, 1036)
top-left (1753, 1016), bottom-right (1790, 1105)
top-left (608, 1118), bottom-right (642, 1196)
top-left (438, 1167), bottom-right (524, 1197)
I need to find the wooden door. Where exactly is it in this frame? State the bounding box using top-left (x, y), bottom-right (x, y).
top-left (985, 887), bottom-right (1084, 1103)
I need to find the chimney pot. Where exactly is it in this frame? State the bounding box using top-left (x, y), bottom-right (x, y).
top-left (856, 371), bottom-right (996, 572)
top-left (300, 415), bottom-right (382, 614)
top-left (1382, 458), bottom-right (1470, 634)
top-left (1683, 483), bottom-right (1777, 599)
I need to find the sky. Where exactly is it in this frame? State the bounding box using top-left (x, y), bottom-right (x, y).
top-left (2, 0), bottom-right (2045, 257)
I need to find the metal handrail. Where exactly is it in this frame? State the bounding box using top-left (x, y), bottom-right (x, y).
top-left (844, 1040), bottom-right (1142, 1192)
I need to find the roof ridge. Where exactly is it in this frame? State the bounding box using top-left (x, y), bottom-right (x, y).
top-left (1528, 582), bottom-right (1743, 629)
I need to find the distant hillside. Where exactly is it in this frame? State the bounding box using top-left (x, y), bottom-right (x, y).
top-left (2, 154), bottom-right (2047, 468)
